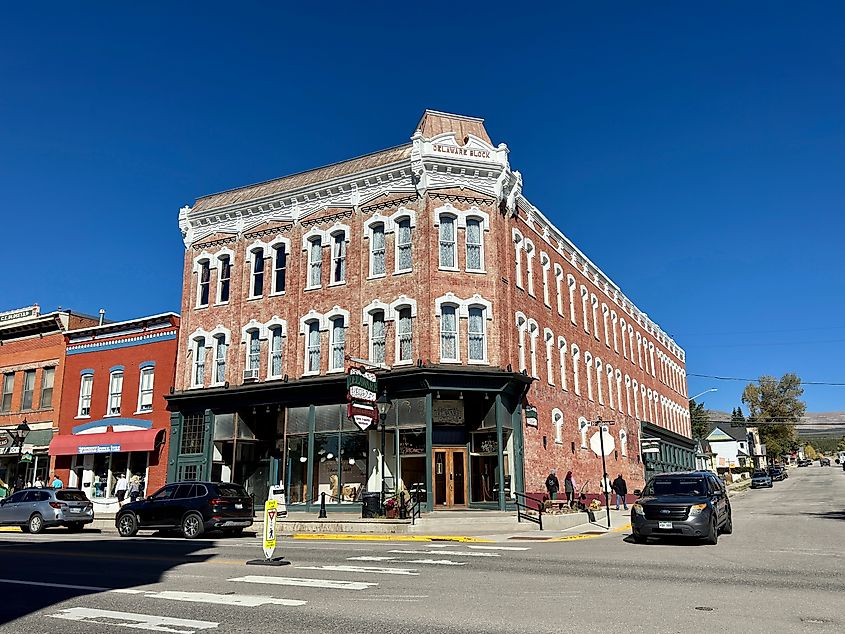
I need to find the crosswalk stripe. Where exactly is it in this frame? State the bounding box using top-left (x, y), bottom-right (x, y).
top-left (467, 545), bottom-right (530, 551)
top-left (347, 556), bottom-right (399, 562)
top-left (48, 607), bottom-right (218, 633)
top-left (146, 590), bottom-right (306, 607)
top-left (229, 575), bottom-right (377, 590)
top-left (297, 565), bottom-right (419, 576)
top-left (347, 556), bottom-right (465, 566)
top-left (388, 549), bottom-right (501, 557)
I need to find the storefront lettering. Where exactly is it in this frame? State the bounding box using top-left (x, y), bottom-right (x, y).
top-left (432, 400), bottom-right (464, 425)
top-left (431, 143), bottom-right (492, 160)
top-left (78, 444), bottom-right (121, 455)
top-left (0, 306), bottom-right (39, 324)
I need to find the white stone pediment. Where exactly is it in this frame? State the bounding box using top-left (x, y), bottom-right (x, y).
top-left (421, 133), bottom-right (509, 166)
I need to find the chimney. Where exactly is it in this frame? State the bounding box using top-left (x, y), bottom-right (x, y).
top-left (98, 308), bottom-right (106, 326)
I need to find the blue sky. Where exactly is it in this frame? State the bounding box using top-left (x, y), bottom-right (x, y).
top-left (1, 3), bottom-right (843, 413)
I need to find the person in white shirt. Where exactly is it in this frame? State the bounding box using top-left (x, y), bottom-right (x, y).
top-left (115, 475), bottom-right (129, 505)
top-left (33, 477), bottom-right (44, 488)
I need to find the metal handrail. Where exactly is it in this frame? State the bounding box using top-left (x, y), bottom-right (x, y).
top-left (400, 491), bottom-right (422, 525)
top-left (514, 491), bottom-right (544, 531)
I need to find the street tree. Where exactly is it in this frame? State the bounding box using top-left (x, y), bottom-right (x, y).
top-left (690, 399), bottom-right (710, 439)
top-left (731, 407), bottom-right (746, 426)
top-left (741, 373), bottom-right (805, 458)
top-left (837, 436), bottom-right (845, 452)
top-left (804, 444), bottom-right (818, 460)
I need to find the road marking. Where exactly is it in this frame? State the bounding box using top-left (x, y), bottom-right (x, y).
top-left (347, 555), bottom-right (465, 566)
top-left (48, 607), bottom-right (218, 633)
top-left (347, 556), bottom-right (399, 562)
top-left (146, 590), bottom-right (305, 607)
top-left (388, 549), bottom-right (500, 557)
top-left (297, 564), bottom-right (419, 576)
top-left (0, 577), bottom-right (142, 594)
top-left (229, 575), bottom-right (377, 590)
top-left (467, 545), bottom-right (529, 551)
top-left (291, 533), bottom-right (493, 543)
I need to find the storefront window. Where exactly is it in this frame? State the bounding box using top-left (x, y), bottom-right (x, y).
top-left (399, 430), bottom-right (426, 504)
top-left (286, 436), bottom-right (308, 504)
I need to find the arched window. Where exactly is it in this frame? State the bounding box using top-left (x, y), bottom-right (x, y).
top-left (516, 313), bottom-right (528, 372)
top-left (304, 320), bottom-right (321, 374)
top-left (213, 334), bottom-right (228, 385)
top-left (307, 237), bottom-right (322, 288)
top-left (579, 417), bottom-right (589, 449)
top-left (620, 318), bottom-right (627, 358)
top-left (567, 275), bottom-right (577, 324)
top-left (192, 336), bottom-right (207, 388)
top-left (217, 254), bottom-right (231, 303)
top-left (641, 384), bottom-right (648, 421)
top-left (396, 306), bottom-right (414, 363)
top-left (591, 294), bottom-right (599, 340)
top-left (625, 375), bottom-right (632, 415)
top-left (271, 243), bottom-right (287, 294)
top-left (468, 306), bottom-right (487, 363)
top-left (552, 409), bottom-right (564, 444)
top-left (601, 304), bottom-right (610, 347)
top-left (611, 310), bottom-right (618, 352)
top-left (329, 315), bottom-right (346, 371)
top-left (370, 310), bottom-right (386, 364)
top-left (107, 368), bottom-right (123, 416)
top-left (528, 320), bottom-right (539, 378)
top-left (632, 379), bottom-right (640, 418)
top-left (628, 325), bottom-right (635, 365)
top-left (268, 325), bottom-right (284, 379)
top-left (584, 352), bottom-right (594, 401)
top-left (558, 337), bottom-right (568, 391)
top-left (554, 264), bottom-right (564, 316)
top-left (250, 247), bottom-right (265, 298)
top-left (540, 252), bottom-right (551, 307)
top-left (370, 222), bottom-right (386, 277)
top-left (396, 216), bottom-right (413, 273)
top-left (571, 344), bottom-right (581, 395)
top-left (513, 230), bottom-right (524, 289)
top-left (197, 259), bottom-right (211, 307)
top-left (466, 217), bottom-right (484, 272)
top-left (246, 329), bottom-right (261, 374)
top-left (544, 329), bottom-right (554, 385)
top-left (636, 332), bottom-right (643, 369)
top-left (524, 239), bottom-right (536, 296)
top-left (606, 364), bottom-right (614, 410)
top-left (580, 286), bottom-right (589, 333)
top-left (647, 388), bottom-right (654, 423)
top-left (595, 357), bottom-right (604, 404)
top-left (439, 214), bottom-right (457, 269)
top-left (649, 341), bottom-right (656, 377)
top-left (619, 428), bottom-right (628, 457)
top-left (615, 370), bottom-right (623, 414)
top-left (440, 304), bottom-right (459, 361)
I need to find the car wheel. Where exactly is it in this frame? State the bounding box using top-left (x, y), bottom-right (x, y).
top-left (722, 512), bottom-right (733, 535)
top-left (181, 512), bottom-right (205, 539)
top-left (117, 513), bottom-right (139, 537)
top-left (704, 518), bottom-right (718, 545)
top-left (28, 514), bottom-right (44, 535)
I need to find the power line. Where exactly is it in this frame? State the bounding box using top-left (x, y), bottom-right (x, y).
top-left (688, 372), bottom-right (845, 387)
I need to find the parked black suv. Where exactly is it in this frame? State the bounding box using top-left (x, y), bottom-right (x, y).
top-left (631, 471), bottom-right (732, 545)
top-left (115, 481), bottom-right (253, 539)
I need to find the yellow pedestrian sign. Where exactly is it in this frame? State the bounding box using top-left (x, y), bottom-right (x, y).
top-left (263, 499), bottom-right (278, 560)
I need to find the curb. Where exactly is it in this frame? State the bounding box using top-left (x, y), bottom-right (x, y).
top-left (542, 522), bottom-right (632, 542)
top-left (289, 533), bottom-right (495, 543)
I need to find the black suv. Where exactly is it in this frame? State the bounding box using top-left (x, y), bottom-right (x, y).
top-left (115, 481), bottom-right (253, 539)
top-left (631, 471), bottom-right (732, 545)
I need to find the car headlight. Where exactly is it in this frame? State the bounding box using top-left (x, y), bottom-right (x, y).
top-left (632, 503), bottom-right (645, 516)
top-left (688, 503), bottom-right (708, 515)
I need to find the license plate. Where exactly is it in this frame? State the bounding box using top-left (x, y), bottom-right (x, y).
top-left (658, 521), bottom-right (672, 529)
top-left (70, 508), bottom-right (81, 514)
top-left (235, 503), bottom-right (243, 509)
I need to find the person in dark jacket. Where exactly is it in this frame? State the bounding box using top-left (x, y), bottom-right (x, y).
top-left (545, 470), bottom-right (560, 500)
top-left (564, 471), bottom-right (577, 507)
top-left (612, 473), bottom-right (628, 510)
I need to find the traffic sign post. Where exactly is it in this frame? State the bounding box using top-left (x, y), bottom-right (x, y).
top-left (246, 499), bottom-right (289, 567)
top-left (590, 417), bottom-right (615, 529)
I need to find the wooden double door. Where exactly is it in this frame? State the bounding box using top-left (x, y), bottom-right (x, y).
top-left (433, 447), bottom-right (467, 507)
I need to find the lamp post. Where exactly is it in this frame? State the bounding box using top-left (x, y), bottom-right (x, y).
top-left (376, 391), bottom-right (392, 513)
top-left (688, 388), bottom-right (717, 402)
top-left (10, 419), bottom-right (30, 486)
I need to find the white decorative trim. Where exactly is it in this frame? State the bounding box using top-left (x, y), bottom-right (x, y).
top-left (301, 227), bottom-right (328, 250)
top-left (241, 319), bottom-right (266, 342)
top-left (299, 310), bottom-right (326, 333)
top-left (389, 295), bottom-right (418, 319)
top-left (362, 299), bottom-right (390, 321)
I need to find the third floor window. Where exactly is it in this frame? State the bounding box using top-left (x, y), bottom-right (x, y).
top-left (218, 255), bottom-right (231, 303)
top-left (396, 218), bottom-right (412, 272)
top-left (251, 249), bottom-right (265, 297)
top-left (331, 233), bottom-right (346, 284)
top-left (198, 261), bottom-right (211, 306)
top-left (439, 215), bottom-right (456, 269)
top-left (273, 245), bottom-right (287, 293)
top-left (370, 224), bottom-right (386, 276)
top-left (308, 238), bottom-right (322, 288)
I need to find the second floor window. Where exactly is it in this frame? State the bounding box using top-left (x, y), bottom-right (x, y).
top-left (396, 218), bottom-right (412, 271)
top-left (1, 373), bottom-right (14, 413)
top-left (251, 249), bottom-right (264, 297)
top-left (108, 371), bottom-right (123, 415)
top-left (308, 238), bottom-right (322, 287)
top-left (269, 326), bottom-right (284, 377)
top-left (198, 261), bottom-right (210, 306)
top-left (214, 336), bottom-right (227, 383)
top-left (306, 321), bottom-right (320, 373)
top-left (370, 311), bottom-right (386, 364)
top-left (397, 307), bottom-right (413, 362)
top-left (468, 307), bottom-right (485, 361)
top-left (273, 245), bottom-right (287, 293)
top-left (330, 317), bottom-right (346, 371)
top-left (78, 374), bottom-right (93, 417)
top-left (218, 255), bottom-right (231, 303)
top-left (39, 367), bottom-right (55, 409)
top-left (193, 337), bottom-right (206, 386)
top-left (466, 218), bottom-right (483, 271)
top-left (439, 215), bottom-right (456, 268)
top-left (440, 305), bottom-right (458, 361)
top-left (371, 224), bottom-right (386, 276)
top-left (138, 367), bottom-right (155, 412)
top-left (21, 370), bottom-right (36, 410)
top-left (247, 330), bottom-right (260, 371)
top-left (332, 233), bottom-right (346, 283)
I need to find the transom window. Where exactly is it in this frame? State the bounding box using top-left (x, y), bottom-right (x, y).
top-left (439, 215), bottom-right (456, 269)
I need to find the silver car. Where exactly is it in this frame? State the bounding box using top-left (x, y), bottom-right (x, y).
top-left (0, 488), bottom-right (94, 533)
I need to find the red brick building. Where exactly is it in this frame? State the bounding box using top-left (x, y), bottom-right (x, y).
top-left (0, 306), bottom-right (100, 489)
top-left (50, 313), bottom-right (179, 510)
top-left (167, 111), bottom-right (691, 511)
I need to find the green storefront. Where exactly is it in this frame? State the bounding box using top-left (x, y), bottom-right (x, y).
top-left (640, 421), bottom-right (696, 483)
top-left (166, 366), bottom-right (531, 513)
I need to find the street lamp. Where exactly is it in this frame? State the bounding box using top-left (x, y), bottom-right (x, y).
top-left (688, 388), bottom-right (717, 402)
top-left (376, 391), bottom-right (392, 513)
top-left (10, 419), bottom-right (30, 486)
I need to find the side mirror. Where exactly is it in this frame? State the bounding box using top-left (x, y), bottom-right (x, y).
top-left (633, 489), bottom-right (642, 497)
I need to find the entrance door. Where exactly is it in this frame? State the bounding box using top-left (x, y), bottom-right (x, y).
top-left (433, 448), bottom-right (467, 507)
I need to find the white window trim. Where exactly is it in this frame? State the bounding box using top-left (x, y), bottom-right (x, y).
top-left (552, 409), bottom-right (564, 445)
top-left (512, 229), bottom-right (524, 289)
top-left (300, 310), bottom-right (327, 376)
top-left (265, 317), bottom-right (287, 379)
top-left (558, 337), bottom-right (568, 391)
top-left (268, 237), bottom-right (290, 297)
top-left (540, 253), bottom-right (551, 307)
top-left (392, 304), bottom-right (415, 366)
top-left (135, 365), bottom-right (155, 414)
top-left (327, 312), bottom-right (348, 373)
top-left (437, 298), bottom-right (462, 363)
top-left (567, 274), bottom-right (577, 324)
top-left (584, 352), bottom-right (594, 401)
top-left (435, 211), bottom-right (459, 272)
top-left (245, 241), bottom-right (269, 300)
top-left (364, 218), bottom-right (388, 280)
top-left (611, 310), bottom-right (619, 352)
top-left (571, 344), bottom-right (581, 395)
top-left (527, 319), bottom-right (539, 378)
top-left (327, 224), bottom-right (350, 287)
top-left (554, 264), bottom-right (564, 317)
top-left (580, 285), bottom-right (589, 332)
top-left (209, 328), bottom-right (231, 387)
top-left (524, 238), bottom-right (536, 296)
top-left (194, 255), bottom-right (212, 309)
top-left (302, 229), bottom-right (327, 290)
top-left (362, 301), bottom-right (390, 366)
top-left (595, 357), bottom-right (604, 404)
top-left (579, 416), bottom-right (589, 449)
top-left (76, 372), bottom-right (94, 419)
top-left (188, 329), bottom-right (211, 389)
top-left (106, 369), bottom-right (124, 418)
top-left (591, 294), bottom-right (600, 341)
top-left (464, 212), bottom-right (487, 273)
top-left (465, 302), bottom-right (491, 365)
top-left (214, 248), bottom-right (235, 305)
top-left (619, 428), bottom-right (628, 456)
top-left (516, 312), bottom-right (528, 373)
top-left (391, 208), bottom-right (416, 274)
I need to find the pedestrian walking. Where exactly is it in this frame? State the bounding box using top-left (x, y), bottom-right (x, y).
top-left (13, 475), bottom-right (24, 493)
top-left (612, 473), bottom-right (628, 510)
top-left (564, 471), bottom-right (577, 507)
top-left (33, 477), bottom-right (44, 488)
top-left (600, 473), bottom-right (613, 507)
top-left (545, 469), bottom-right (560, 501)
top-left (115, 474), bottom-right (129, 504)
top-left (51, 473), bottom-right (63, 489)
top-left (128, 474), bottom-right (142, 502)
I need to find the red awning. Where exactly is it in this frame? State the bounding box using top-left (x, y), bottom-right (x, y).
top-left (49, 429), bottom-right (165, 456)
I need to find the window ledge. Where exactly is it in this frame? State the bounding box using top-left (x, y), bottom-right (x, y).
top-left (304, 286), bottom-right (322, 292)
top-left (303, 370), bottom-right (320, 377)
top-left (367, 273), bottom-right (387, 281)
top-left (467, 359), bottom-right (489, 366)
top-left (393, 268), bottom-right (413, 276)
top-left (327, 368), bottom-right (345, 374)
top-left (466, 269), bottom-right (487, 275)
top-left (439, 359), bottom-right (462, 365)
top-left (438, 266), bottom-right (460, 273)
top-left (103, 413), bottom-right (121, 418)
top-left (209, 382), bottom-right (226, 388)
top-left (132, 410), bottom-right (153, 416)
top-left (327, 281), bottom-right (347, 288)
top-left (74, 415), bottom-right (91, 420)
top-left (214, 301), bottom-right (229, 307)
top-left (269, 291), bottom-right (286, 298)
top-left (194, 304), bottom-right (209, 311)
top-left (394, 359), bottom-right (414, 367)
top-left (247, 295), bottom-right (264, 302)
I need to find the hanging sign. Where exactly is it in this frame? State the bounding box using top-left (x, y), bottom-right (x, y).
top-left (347, 367), bottom-right (378, 431)
top-left (524, 406), bottom-right (538, 428)
top-left (263, 499), bottom-right (278, 560)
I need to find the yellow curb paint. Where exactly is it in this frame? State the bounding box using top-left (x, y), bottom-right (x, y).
top-left (0, 528), bottom-right (21, 533)
top-left (290, 533), bottom-right (494, 543)
top-left (546, 522), bottom-right (632, 542)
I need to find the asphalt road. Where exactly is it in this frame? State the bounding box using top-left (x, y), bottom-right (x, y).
top-left (0, 465), bottom-right (842, 633)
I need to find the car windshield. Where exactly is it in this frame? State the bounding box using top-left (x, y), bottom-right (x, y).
top-left (56, 491), bottom-right (88, 502)
top-left (752, 471), bottom-right (768, 478)
top-left (215, 485), bottom-right (247, 498)
top-left (645, 477), bottom-right (707, 497)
